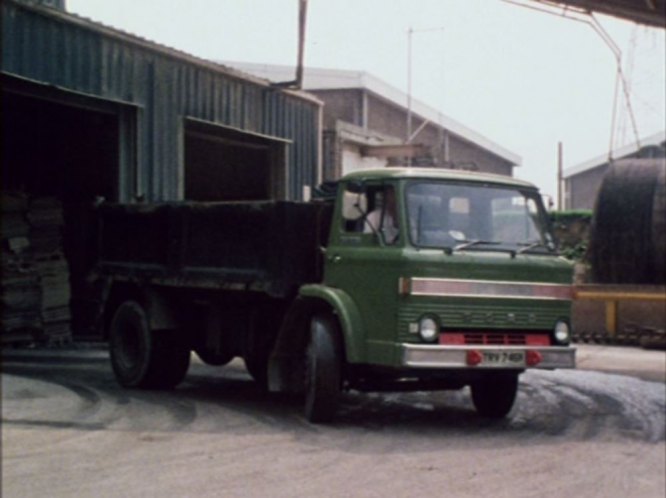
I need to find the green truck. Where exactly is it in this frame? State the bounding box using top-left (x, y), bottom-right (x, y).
top-left (96, 168), bottom-right (575, 422)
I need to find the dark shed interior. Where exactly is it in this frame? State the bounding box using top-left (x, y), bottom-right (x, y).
top-left (2, 84), bottom-right (121, 339)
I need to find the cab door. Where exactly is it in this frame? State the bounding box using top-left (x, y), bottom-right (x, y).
top-left (324, 182), bottom-right (404, 366)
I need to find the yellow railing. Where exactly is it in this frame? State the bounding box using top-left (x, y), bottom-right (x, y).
top-left (574, 287), bottom-right (666, 337)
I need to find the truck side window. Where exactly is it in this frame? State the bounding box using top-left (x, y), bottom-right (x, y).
top-left (363, 187), bottom-right (399, 244)
top-left (341, 186), bottom-right (368, 232)
top-left (341, 184), bottom-right (399, 245)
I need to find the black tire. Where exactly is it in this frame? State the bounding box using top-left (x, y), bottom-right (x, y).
top-left (244, 354), bottom-right (269, 388)
top-left (471, 373), bottom-right (519, 419)
top-left (304, 314), bottom-right (342, 423)
top-left (109, 301), bottom-right (190, 389)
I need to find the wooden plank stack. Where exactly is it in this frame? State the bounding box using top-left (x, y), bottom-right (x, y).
top-left (1, 193), bottom-right (72, 345)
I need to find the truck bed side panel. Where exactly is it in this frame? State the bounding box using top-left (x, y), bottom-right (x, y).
top-left (97, 201), bottom-right (332, 297)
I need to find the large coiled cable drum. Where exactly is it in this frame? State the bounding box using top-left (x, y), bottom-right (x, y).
top-left (590, 158), bottom-right (666, 284)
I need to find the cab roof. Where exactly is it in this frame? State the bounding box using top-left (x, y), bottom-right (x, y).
top-left (341, 167), bottom-right (537, 190)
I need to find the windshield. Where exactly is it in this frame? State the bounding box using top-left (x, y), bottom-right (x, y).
top-left (406, 182), bottom-right (553, 252)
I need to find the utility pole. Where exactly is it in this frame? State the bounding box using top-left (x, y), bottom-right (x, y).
top-left (406, 26), bottom-right (444, 166)
top-left (557, 141), bottom-right (563, 211)
top-left (407, 26), bottom-right (413, 145)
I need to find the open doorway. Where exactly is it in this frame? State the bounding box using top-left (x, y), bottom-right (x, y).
top-left (2, 79), bottom-right (135, 340)
top-left (184, 118), bottom-right (289, 201)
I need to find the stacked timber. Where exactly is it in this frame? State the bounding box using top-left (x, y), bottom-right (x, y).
top-left (1, 192), bottom-right (41, 343)
top-left (1, 193), bottom-right (72, 344)
top-left (28, 197), bottom-right (72, 342)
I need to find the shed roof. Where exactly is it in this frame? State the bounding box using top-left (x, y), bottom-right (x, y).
top-left (563, 130), bottom-right (666, 178)
top-left (6, 0), bottom-right (319, 105)
top-left (535, 0), bottom-right (666, 29)
top-left (225, 62), bottom-right (522, 168)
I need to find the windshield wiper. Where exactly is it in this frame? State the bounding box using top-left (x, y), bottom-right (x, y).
top-left (516, 241), bottom-right (554, 254)
top-left (453, 240), bottom-right (501, 251)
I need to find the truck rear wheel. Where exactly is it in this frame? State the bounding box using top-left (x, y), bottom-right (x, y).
top-left (109, 301), bottom-right (190, 389)
top-left (304, 314), bottom-right (342, 423)
top-left (471, 373), bottom-right (519, 419)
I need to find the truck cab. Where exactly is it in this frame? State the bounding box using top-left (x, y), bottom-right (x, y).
top-left (288, 168), bottom-right (575, 421)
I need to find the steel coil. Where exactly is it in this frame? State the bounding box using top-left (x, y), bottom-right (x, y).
top-left (590, 158), bottom-right (666, 284)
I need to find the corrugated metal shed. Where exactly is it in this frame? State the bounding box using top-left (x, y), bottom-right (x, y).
top-left (1, 0), bottom-right (322, 201)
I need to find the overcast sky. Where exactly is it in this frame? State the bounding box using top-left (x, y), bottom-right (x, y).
top-left (66, 0), bottom-right (665, 199)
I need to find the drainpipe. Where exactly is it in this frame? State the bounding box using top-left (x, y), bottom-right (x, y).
top-left (273, 0), bottom-right (308, 89)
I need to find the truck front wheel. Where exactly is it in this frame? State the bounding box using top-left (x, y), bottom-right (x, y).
top-left (470, 373), bottom-right (519, 419)
top-left (109, 301), bottom-right (190, 389)
top-left (304, 314), bottom-right (342, 423)
top-left (244, 354), bottom-right (269, 388)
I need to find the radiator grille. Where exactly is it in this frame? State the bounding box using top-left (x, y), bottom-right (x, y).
top-left (439, 333), bottom-right (551, 346)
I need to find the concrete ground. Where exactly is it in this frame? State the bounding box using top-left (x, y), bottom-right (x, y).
top-left (2, 343), bottom-right (665, 498)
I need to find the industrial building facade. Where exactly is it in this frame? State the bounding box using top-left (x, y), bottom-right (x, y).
top-left (226, 63), bottom-right (521, 180)
top-left (2, 1), bottom-right (322, 204)
top-left (1, 0), bottom-right (322, 339)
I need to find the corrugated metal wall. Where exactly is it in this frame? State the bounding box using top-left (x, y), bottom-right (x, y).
top-left (2, 0), bottom-right (321, 201)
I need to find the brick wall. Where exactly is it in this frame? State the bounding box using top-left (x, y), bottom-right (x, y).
top-left (310, 87), bottom-right (515, 177)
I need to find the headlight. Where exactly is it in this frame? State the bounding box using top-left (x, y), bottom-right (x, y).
top-left (419, 316), bottom-right (439, 342)
top-left (554, 320), bottom-right (571, 344)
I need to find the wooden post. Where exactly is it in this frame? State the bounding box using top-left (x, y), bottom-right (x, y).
top-left (605, 300), bottom-right (618, 338)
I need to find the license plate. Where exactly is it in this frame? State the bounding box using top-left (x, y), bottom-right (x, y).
top-left (481, 350), bottom-right (525, 367)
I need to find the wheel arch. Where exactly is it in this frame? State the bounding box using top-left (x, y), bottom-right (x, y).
top-left (267, 285), bottom-right (365, 393)
top-left (299, 284), bottom-right (365, 363)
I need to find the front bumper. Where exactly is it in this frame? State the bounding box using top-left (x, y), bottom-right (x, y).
top-left (401, 344), bottom-right (576, 370)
